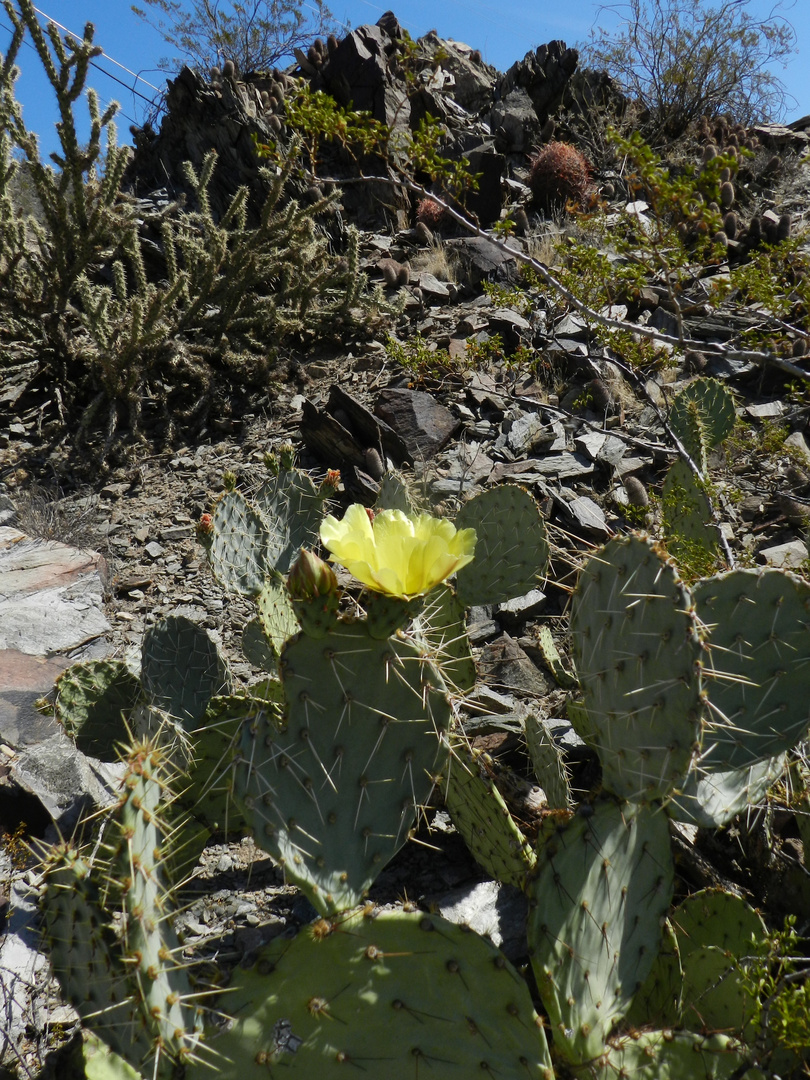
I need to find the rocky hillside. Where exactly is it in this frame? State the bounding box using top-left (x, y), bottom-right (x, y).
top-left (2, 9), bottom-right (810, 1080)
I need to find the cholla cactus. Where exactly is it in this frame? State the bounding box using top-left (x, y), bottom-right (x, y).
top-left (528, 141), bottom-right (590, 214)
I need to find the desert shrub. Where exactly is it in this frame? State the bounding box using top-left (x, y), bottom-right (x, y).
top-left (582, 0), bottom-right (796, 139)
top-left (527, 141), bottom-right (591, 214)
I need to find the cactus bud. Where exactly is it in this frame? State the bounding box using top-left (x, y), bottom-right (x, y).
top-left (287, 548), bottom-right (339, 602)
top-left (318, 469), bottom-right (342, 495)
top-left (196, 512), bottom-right (214, 548)
top-left (222, 470), bottom-right (237, 491)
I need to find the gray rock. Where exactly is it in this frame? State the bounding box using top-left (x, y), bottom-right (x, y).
top-left (433, 879), bottom-right (528, 960)
top-left (374, 388), bottom-right (460, 460)
top-left (564, 496), bottom-right (609, 536)
top-left (757, 538), bottom-right (808, 568)
top-left (479, 633), bottom-right (551, 697)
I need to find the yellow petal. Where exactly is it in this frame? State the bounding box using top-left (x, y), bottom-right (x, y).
top-left (319, 504), bottom-right (476, 598)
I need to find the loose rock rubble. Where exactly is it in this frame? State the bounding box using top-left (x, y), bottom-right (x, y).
top-left (2, 9), bottom-right (810, 1076)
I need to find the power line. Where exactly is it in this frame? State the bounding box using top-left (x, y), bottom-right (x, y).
top-left (32, 5), bottom-right (162, 93)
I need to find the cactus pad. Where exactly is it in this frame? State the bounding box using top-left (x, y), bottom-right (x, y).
top-left (54, 658), bottom-right (140, 758)
top-left (443, 742), bottom-right (537, 888)
top-left (671, 377), bottom-right (736, 460)
top-left (696, 567), bottom-right (810, 769)
top-left (662, 458), bottom-right (718, 575)
top-left (412, 583), bottom-right (476, 692)
top-left (668, 754), bottom-right (786, 828)
top-left (527, 799), bottom-right (674, 1063)
top-left (257, 576), bottom-right (301, 655)
top-left (141, 615), bottom-right (230, 729)
top-left (253, 467), bottom-right (325, 574)
top-left (524, 712), bottom-right (571, 809)
top-left (208, 489), bottom-right (273, 596)
top-left (233, 622), bottom-right (452, 914)
top-left (571, 535), bottom-right (703, 800)
top-left (597, 1030), bottom-right (762, 1080)
top-left (203, 906), bottom-right (553, 1079)
top-left (454, 485), bottom-right (548, 607)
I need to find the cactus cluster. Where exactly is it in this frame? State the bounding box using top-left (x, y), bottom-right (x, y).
top-left (38, 455), bottom-right (810, 1079)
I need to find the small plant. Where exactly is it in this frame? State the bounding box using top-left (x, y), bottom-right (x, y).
top-left (528, 141), bottom-right (591, 214)
top-left (385, 332), bottom-right (468, 381)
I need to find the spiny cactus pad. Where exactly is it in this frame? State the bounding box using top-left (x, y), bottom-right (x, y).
top-left (571, 535), bottom-right (703, 800)
top-left (443, 742), bottom-right (536, 888)
top-left (108, 743), bottom-right (203, 1066)
top-left (668, 753), bottom-right (786, 828)
top-left (199, 907), bottom-right (553, 1079)
top-left (626, 918), bottom-right (683, 1029)
top-left (695, 567), bottom-right (810, 769)
top-left (82, 1033), bottom-right (144, 1080)
top-left (233, 622), bottom-right (451, 914)
top-left (454, 485), bottom-right (548, 607)
top-left (209, 489), bottom-right (273, 595)
top-left (661, 458), bottom-right (718, 573)
top-left (253, 467), bottom-right (326, 574)
top-left (596, 1030), bottom-right (763, 1080)
top-left (54, 658), bottom-right (141, 758)
top-left (527, 799), bottom-right (674, 1063)
top-left (524, 712), bottom-right (571, 809)
top-left (412, 582), bottom-right (476, 692)
top-left (141, 615), bottom-right (230, 728)
top-left (671, 377), bottom-right (736, 459)
top-left (41, 844), bottom-right (150, 1065)
top-left (257, 576), bottom-right (301, 655)
top-left (669, 890), bottom-right (767, 1036)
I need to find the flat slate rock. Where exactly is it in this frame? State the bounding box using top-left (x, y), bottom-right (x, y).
top-left (0, 528), bottom-right (110, 750)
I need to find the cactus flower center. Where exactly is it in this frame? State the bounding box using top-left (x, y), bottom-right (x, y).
top-left (319, 504), bottom-right (476, 599)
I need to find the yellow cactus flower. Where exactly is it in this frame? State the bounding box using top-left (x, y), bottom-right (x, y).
top-left (319, 504), bottom-right (476, 599)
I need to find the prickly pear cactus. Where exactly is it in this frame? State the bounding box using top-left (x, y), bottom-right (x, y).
top-left (524, 712), bottom-right (571, 809)
top-left (443, 742), bottom-right (537, 888)
top-left (412, 582), bottom-right (476, 692)
top-left (257, 575), bottom-right (301, 655)
top-left (527, 799), bottom-right (674, 1063)
top-left (198, 906), bottom-right (554, 1079)
top-left (208, 489), bottom-right (274, 596)
top-left (82, 1033), bottom-right (144, 1080)
top-left (571, 535), bottom-right (704, 801)
top-left (253, 465), bottom-right (326, 573)
top-left (207, 460), bottom-right (334, 595)
top-left (695, 567), bottom-right (810, 769)
top-left (41, 844), bottom-right (150, 1066)
top-left (54, 658), bottom-right (141, 758)
top-left (661, 457), bottom-right (718, 574)
top-left (668, 753), bottom-right (787, 828)
top-left (454, 485), bottom-right (548, 607)
top-left (670, 377), bottom-right (736, 467)
top-left (597, 1030), bottom-right (763, 1080)
top-left (670, 889), bottom-right (768, 1037)
top-left (107, 742), bottom-right (203, 1067)
top-left (141, 614), bottom-right (231, 728)
top-left (233, 621), bottom-right (452, 914)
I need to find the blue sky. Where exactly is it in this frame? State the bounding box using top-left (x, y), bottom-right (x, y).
top-left (4, 1), bottom-right (808, 162)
